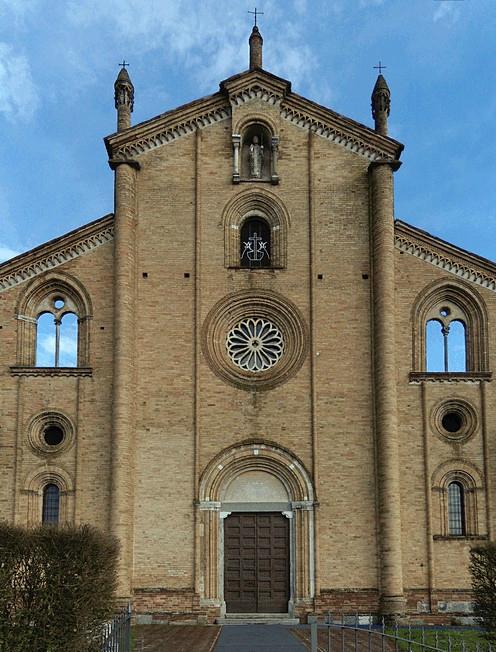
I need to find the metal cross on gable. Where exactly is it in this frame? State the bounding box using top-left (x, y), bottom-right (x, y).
top-left (373, 61), bottom-right (386, 74)
top-left (248, 7), bottom-right (264, 26)
top-left (118, 60), bottom-right (130, 69)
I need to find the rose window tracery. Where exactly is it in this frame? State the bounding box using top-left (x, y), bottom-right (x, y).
top-left (226, 318), bottom-right (284, 372)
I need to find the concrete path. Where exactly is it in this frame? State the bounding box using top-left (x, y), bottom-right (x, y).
top-left (214, 624), bottom-right (307, 652)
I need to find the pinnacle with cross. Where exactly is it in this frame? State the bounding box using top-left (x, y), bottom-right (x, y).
top-left (248, 7), bottom-right (264, 27)
top-left (118, 60), bottom-right (130, 69)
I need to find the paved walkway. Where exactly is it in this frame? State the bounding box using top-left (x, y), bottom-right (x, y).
top-left (213, 624), bottom-right (307, 652)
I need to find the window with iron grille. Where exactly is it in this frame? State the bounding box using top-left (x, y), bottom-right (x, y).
top-left (42, 484), bottom-right (60, 524)
top-left (447, 481), bottom-right (465, 536)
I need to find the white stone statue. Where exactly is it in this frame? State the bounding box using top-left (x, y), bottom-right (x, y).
top-left (249, 135), bottom-right (264, 178)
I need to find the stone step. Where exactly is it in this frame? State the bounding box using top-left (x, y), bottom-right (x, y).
top-left (216, 613), bottom-right (300, 625)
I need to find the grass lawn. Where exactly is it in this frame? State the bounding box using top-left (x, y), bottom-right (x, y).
top-left (386, 628), bottom-right (491, 652)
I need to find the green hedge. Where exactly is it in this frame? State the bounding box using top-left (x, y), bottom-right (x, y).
top-left (0, 522), bottom-right (119, 652)
top-left (470, 543), bottom-right (496, 640)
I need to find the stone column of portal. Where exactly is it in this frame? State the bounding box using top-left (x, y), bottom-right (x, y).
top-left (370, 159), bottom-right (405, 618)
top-left (110, 67), bottom-right (137, 597)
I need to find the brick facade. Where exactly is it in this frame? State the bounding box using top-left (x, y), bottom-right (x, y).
top-left (0, 29), bottom-right (494, 624)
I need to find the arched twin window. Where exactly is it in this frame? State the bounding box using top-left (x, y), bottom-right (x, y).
top-left (425, 311), bottom-right (466, 372)
top-left (15, 272), bottom-right (92, 369)
top-left (412, 281), bottom-right (488, 375)
top-left (36, 299), bottom-right (78, 367)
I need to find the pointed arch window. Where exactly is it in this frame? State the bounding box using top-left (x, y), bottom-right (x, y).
top-left (240, 216), bottom-right (271, 268)
top-left (42, 484), bottom-right (60, 524)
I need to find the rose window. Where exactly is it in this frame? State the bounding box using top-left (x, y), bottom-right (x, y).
top-left (226, 318), bottom-right (284, 372)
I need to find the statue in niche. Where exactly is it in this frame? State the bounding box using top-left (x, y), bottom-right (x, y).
top-left (249, 135), bottom-right (264, 178)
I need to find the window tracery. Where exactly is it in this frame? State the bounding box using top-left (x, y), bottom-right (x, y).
top-left (412, 281), bottom-right (489, 375)
top-left (15, 272), bottom-right (92, 370)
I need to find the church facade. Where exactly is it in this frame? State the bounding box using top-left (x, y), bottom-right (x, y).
top-left (0, 27), bottom-right (495, 623)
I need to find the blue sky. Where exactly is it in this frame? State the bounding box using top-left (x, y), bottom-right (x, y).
top-left (0, 0), bottom-right (495, 263)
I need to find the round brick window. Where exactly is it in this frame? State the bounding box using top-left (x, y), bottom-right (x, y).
top-left (27, 411), bottom-right (74, 456)
top-left (432, 400), bottom-right (478, 442)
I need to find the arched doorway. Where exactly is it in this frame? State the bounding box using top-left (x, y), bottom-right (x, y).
top-left (198, 442), bottom-right (315, 616)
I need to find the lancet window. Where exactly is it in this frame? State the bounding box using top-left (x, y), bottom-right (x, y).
top-left (431, 463), bottom-right (483, 538)
top-left (42, 484), bottom-right (60, 524)
top-left (447, 481), bottom-right (466, 536)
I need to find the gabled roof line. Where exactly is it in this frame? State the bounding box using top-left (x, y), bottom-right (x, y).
top-left (0, 214), bottom-right (114, 293)
top-left (105, 69), bottom-right (403, 163)
top-left (395, 220), bottom-right (496, 293)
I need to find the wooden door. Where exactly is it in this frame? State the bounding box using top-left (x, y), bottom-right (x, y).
top-left (224, 512), bottom-right (289, 613)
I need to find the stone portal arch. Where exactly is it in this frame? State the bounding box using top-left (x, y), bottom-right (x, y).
top-left (198, 442), bottom-right (315, 616)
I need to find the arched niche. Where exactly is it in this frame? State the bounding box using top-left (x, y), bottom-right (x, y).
top-left (232, 122), bottom-right (279, 184)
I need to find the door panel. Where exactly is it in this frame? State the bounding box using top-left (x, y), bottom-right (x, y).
top-left (224, 512), bottom-right (289, 613)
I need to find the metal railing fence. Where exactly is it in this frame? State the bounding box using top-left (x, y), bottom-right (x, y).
top-left (308, 612), bottom-right (491, 652)
top-left (100, 604), bottom-right (132, 652)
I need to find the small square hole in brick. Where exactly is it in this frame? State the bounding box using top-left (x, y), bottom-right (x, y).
top-left (142, 272), bottom-right (148, 278)
top-left (184, 272), bottom-right (190, 278)
top-left (362, 274), bottom-right (369, 280)
top-left (317, 274), bottom-right (323, 280)
top-left (100, 326), bottom-right (105, 330)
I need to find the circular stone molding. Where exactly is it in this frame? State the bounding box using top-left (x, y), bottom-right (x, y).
top-left (202, 290), bottom-right (308, 390)
top-left (27, 411), bottom-right (75, 456)
top-left (431, 399), bottom-right (478, 442)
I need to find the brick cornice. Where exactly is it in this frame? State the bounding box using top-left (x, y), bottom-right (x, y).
top-left (0, 215), bottom-right (114, 293)
top-left (105, 94), bottom-right (231, 160)
top-left (105, 69), bottom-right (403, 163)
top-left (395, 221), bottom-right (496, 293)
top-left (10, 366), bottom-right (93, 377)
top-left (281, 93), bottom-right (402, 161)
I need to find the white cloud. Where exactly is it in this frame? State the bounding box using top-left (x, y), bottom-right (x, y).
top-left (433, 1), bottom-right (461, 24)
top-left (67, 0), bottom-right (320, 91)
top-left (0, 244), bottom-right (20, 262)
top-left (0, 42), bottom-right (39, 121)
